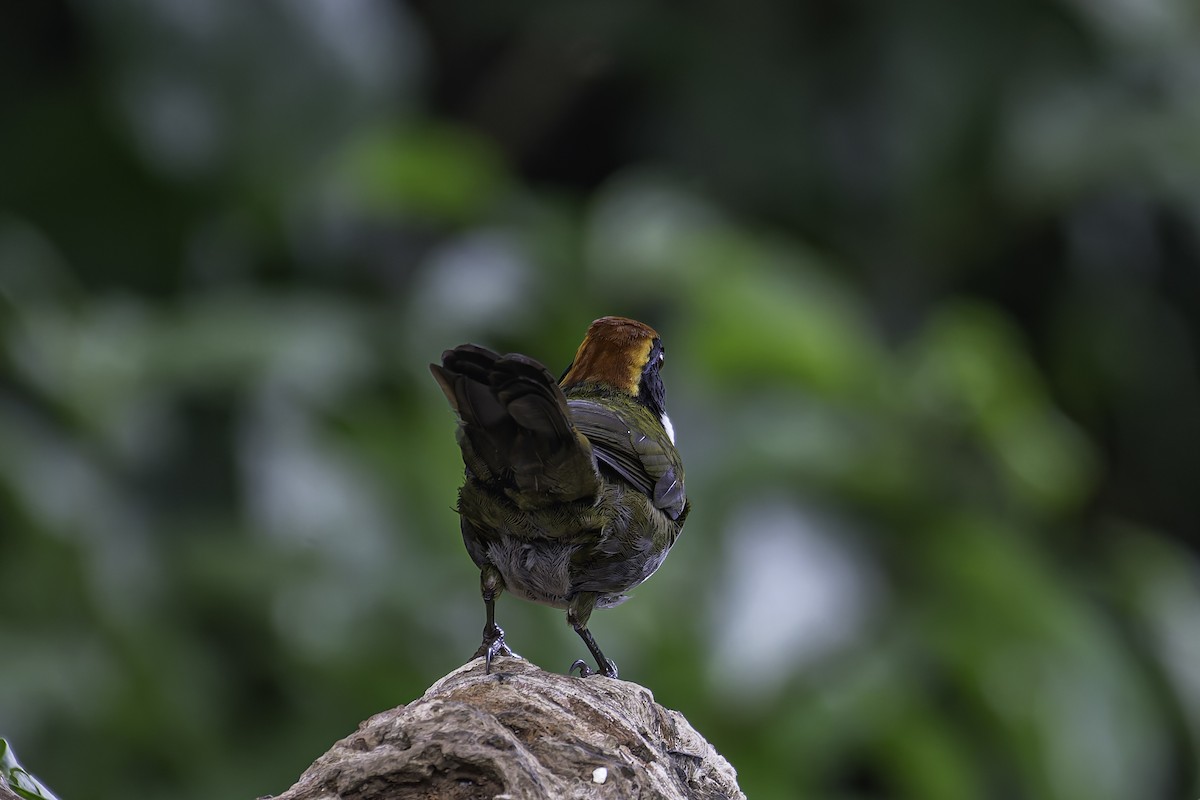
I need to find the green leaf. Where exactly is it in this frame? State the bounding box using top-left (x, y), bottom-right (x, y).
top-left (0, 740), bottom-right (61, 800)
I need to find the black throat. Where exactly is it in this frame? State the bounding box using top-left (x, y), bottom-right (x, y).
top-left (638, 339), bottom-right (667, 420)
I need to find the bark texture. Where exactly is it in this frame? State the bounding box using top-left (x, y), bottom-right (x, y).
top-left (267, 657), bottom-right (744, 800)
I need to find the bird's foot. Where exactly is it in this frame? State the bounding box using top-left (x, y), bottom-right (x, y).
top-left (569, 657), bottom-right (618, 679)
top-left (473, 623), bottom-right (519, 674)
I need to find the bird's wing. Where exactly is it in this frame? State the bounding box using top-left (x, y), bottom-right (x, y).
top-left (567, 398), bottom-right (686, 521)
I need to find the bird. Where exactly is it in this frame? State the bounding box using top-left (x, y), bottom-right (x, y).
top-left (430, 316), bottom-right (689, 678)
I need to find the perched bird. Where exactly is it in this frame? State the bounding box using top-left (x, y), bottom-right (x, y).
top-left (430, 316), bottom-right (689, 678)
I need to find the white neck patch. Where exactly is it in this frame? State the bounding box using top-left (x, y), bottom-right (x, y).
top-left (661, 412), bottom-right (676, 444)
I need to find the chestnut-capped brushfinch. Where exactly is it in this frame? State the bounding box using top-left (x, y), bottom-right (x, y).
top-left (431, 316), bottom-right (688, 678)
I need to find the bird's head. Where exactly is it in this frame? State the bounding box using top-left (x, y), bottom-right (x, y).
top-left (560, 316), bottom-right (670, 426)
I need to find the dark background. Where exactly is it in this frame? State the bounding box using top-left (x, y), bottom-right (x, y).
top-left (2, 2), bottom-right (1198, 799)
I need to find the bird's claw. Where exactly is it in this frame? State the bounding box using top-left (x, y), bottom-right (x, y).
top-left (569, 658), bottom-right (618, 678)
top-left (473, 624), bottom-right (519, 674)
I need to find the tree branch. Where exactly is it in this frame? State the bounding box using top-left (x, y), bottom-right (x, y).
top-left (266, 657), bottom-right (745, 800)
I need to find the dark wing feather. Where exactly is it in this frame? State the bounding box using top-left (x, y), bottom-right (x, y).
top-left (567, 399), bottom-right (687, 521)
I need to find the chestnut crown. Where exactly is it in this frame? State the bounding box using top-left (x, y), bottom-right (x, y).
top-left (559, 316), bottom-right (668, 420)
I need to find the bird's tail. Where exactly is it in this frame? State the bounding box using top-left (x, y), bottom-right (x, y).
top-left (431, 344), bottom-right (598, 506)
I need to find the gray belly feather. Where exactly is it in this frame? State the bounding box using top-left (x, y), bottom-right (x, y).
top-left (486, 539), bottom-right (576, 607)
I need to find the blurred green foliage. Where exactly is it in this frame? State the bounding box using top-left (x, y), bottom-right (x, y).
top-left (2, 2), bottom-right (1199, 799)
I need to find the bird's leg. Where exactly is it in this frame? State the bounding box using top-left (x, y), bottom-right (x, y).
top-left (566, 593), bottom-right (617, 678)
top-left (473, 566), bottom-right (517, 672)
